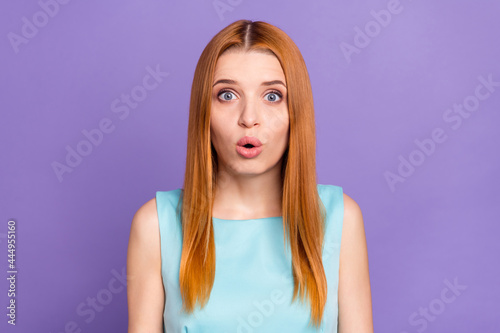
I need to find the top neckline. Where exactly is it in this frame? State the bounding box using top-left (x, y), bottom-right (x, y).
top-left (212, 216), bottom-right (283, 222)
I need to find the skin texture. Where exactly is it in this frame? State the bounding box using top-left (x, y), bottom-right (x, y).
top-left (127, 50), bottom-right (374, 332)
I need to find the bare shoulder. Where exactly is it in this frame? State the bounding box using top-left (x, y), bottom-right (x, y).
top-left (339, 192), bottom-right (368, 277)
top-left (340, 191), bottom-right (367, 267)
top-left (130, 197), bottom-right (159, 239)
top-left (127, 197), bottom-right (161, 264)
top-left (338, 192), bottom-right (374, 332)
top-left (127, 196), bottom-right (165, 332)
top-left (342, 192), bottom-right (364, 228)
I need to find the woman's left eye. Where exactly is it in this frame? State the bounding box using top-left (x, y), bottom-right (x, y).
top-left (265, 91), bottom-right (282, 103)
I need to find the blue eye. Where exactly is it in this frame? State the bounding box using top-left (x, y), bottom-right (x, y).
top-left (265, 91), bottom-right (282, 103)
top-left (218, 90), bottom-right (236, 101)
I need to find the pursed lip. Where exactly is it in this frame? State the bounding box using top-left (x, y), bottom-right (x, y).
top-left (237, 136), bottom-right (263, 147)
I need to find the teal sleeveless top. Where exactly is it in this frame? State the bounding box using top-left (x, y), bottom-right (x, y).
top-left (155, 184), bottom-right (344, 332)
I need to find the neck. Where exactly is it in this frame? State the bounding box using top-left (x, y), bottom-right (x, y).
top-left (212, 161), bottom-right (284, 220)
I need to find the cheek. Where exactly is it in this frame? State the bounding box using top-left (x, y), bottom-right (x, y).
top-left (279, 126), bottom-right (290, 148)
top-left (277, 117), bottom-right (290, 149)
top-left (209, 116), bottom-right (219, 147)
top-left (267, 112), bottom-right (289, 142)
top-left (210, 118), bottom-right (229, 150)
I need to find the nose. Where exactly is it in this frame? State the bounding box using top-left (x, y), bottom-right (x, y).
top-left (238, 98), bottom-right (260, 128)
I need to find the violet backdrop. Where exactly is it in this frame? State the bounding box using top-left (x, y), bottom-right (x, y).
top-left (1, 0), bottom-right (499, 332)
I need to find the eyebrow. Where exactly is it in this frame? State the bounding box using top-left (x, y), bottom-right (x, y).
top-left (212, 79), bottom-right (287, 88)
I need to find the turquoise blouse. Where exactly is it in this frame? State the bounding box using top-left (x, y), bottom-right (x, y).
top-left (155, 184), bottom-right (344, 332)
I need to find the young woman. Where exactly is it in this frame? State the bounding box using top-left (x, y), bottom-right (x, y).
top-left (127, 19), bottom-right (373, 332)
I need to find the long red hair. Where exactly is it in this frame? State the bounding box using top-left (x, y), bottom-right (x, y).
top-left (179, 19), bottom-right (327, 327)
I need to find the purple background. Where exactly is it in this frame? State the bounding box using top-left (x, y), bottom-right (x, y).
top-left (1, 0), bottom-right (499, 332)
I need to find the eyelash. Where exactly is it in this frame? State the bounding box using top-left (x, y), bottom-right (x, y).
top-left (217, 89), bottom-right (283, 103)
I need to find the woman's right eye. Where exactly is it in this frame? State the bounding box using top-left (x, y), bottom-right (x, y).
top-left (218, 90), bottom-right (236, 102)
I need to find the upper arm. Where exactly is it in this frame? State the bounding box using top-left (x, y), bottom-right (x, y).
top-left (338, 193), bottom-right (374, 333)
top-left (127, 197), bottom-right (165, 333)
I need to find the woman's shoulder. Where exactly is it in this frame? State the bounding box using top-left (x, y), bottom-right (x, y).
top-left (129, 196), bottom-right (159, 242)
top-left (342, 192), bottom-right (362, 217)
top-left (337, 189), bottom-right (372, 330)
top-left (340, 190), bottom-right (366, 253)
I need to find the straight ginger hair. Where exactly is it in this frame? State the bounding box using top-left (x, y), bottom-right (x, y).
top-left (178, 19), bottom-right (328, 328)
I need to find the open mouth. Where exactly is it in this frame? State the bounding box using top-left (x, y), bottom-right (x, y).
top-left (236, 136), bottom-right (262, 158)
top-left (236, 143), bottom-right (262, 158)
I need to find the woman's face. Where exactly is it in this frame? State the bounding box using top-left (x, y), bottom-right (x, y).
top-left (210, 49), bottom-right (289, 178)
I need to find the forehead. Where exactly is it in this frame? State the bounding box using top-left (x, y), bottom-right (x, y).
top-left (213, 50), bottom-right (286, 83)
